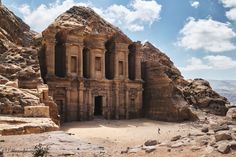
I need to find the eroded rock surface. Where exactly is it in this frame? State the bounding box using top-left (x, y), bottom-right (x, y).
top-left (141, 42), bottom-right (197, 122)
top-left (0, 5), bottom-right (59, 126)
top-left (183, 79), bottom-right (229, 116)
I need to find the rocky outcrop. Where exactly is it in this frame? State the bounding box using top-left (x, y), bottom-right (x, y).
top-left (141, 42), bottom-right (229, 119)
top-left (0, 5), bottom-right (59, 126)
top-left (0, 5), bottom-right (35, 49)
top-left (0, 116), bottom-right (58, 136)
top-left (141, 42), bottom-right (197, 122)
top-left (183, 79), bottom-right (229, 116)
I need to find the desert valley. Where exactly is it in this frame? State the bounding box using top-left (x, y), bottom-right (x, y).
top-left (0, 0), bottom-right (236, 157)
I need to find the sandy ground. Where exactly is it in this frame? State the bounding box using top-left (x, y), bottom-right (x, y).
top-left (62, 118), bottom-right (197, 148)
top-left (61, 118), bottom-right (236, 157)
top-left (0, 117), bottom-right (235, 157)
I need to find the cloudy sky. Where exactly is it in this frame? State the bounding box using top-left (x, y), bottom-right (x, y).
top-left (3, 0), bottom-right (236, 80)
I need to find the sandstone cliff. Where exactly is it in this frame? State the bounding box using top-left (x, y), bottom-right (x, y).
top-left (141, 42), bottom-right (229, 120)
top-left (141, 42), bottom-right (197, 121)
top-left (0, 5), bottom-right (59, 125)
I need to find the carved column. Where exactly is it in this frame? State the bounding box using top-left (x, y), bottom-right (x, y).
top-left (78, 81), bottom-right (84, 120)
top-left (115, 83), bottom-right (120, 119)
top-left (88, 89), bottom-right (93, 120)
top-left (114, 52), bottom-right (119, 79)
top-left (125, 86), bottom-right (129, 119)
top-left (78, 45), bottom-right (83, 78)
top-left (138, 88), bottom-right (143, 116)
top-left (125, 50), bottom-right (129, 80)
top-left (66, 87), bottom-right (71, 122)
top-left (134, 42), bottom-right (142, 81)
top-left (65, 43), bottom-right (71, 77)
top-left (45, 38), bottom-right (55, 77)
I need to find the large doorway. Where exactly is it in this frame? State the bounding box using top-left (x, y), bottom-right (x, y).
top-left (94, 96), bottom-right (103, 116)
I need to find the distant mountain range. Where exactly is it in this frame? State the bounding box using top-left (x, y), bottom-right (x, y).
top-left (208, 80), bottom-right (236, 105)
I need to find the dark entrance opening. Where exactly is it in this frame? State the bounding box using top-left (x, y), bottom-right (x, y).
top-left (55, 32), bottom-right (66, 77)
top-left (94, 96), bottom-right (103, 116)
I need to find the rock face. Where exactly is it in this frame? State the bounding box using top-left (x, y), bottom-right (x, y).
top-left (141, 42), bottom-right (197, 121)
top-left (0, 5), bottom-right (35, 49)
top-left (0, 5), bottom-right (59, 125)
top-left (183, 79), bottom-right (229, 116)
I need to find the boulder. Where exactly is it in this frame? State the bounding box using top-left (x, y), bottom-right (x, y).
top-left (227, 108), bottom-right (236, 120)
top-left (213, 124), bottom-right (229, 132)
top-left (217, 142), bottom-right (231, 154)
top-left (144, 140), bottom-right (158, 146)
top-left (24, 106), bottom-right (49, 118)
top-left (171, 135), bottom-right (181, 141)
top-left (215, 133), bottom-right (232, 142)
top-left (201, 127), bottom-right (209, 133)
top-left (230, 141), bottom-right (236, 150)
top-left (183, 79), bottom-right (229, 116)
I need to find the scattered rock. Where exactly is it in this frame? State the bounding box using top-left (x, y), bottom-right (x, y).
top-left (145, 147), bottom-right (156, 153)
top-left (230, 141), bottom-right (236, 150)
top-left (213, 124), bottom-right (229, 132)
top-left (191, 146), bottom-right (201, 152)
top-left (227, 108), bottom-right (236, 120)
top-left (201, 127), bottom-right (209, 133)
top-left (0, 149), bottom-right (3, 157)
top-left (215, 133), bottom-right (232, 142)
top-left (170, 142), bottom-right (184, 148)
top-left (217, 143), bottom-right (231, 154)
top-left (128, 147), bottom-right (141, 154)
top-left (144, 140), bottom-right (158, 146)
top-left (171, 135), bottom-right (181, 141)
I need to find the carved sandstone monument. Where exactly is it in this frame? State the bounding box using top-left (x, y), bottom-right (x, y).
top-left (40, 7), bottom-right (143, 122)
top-left (0, 4), bottom-right (229, 127)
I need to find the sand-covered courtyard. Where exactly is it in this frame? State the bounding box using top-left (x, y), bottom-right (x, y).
top-left (61, 118), bottom-right (236, 157)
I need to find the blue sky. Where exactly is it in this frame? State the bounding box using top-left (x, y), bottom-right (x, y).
top-left (3, 0), bottom-right (236, 80)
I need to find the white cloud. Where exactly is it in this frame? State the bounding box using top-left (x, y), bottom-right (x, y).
top-left (95, 0), bottom-right (162, 32)
top-left (18, 0), bottom-right (89, 32)
top-left (220, 0), bottom-right (236, 21)
top-left (204, 55), bottom-right (236, 69)
top-left (190, 1), bottom-right (200, 9)
top-left (226, 8), bottom-right (236, 21)
top-left (18, 0), bottom-right (162, 32)
top-left (180, 57), bottom-right (211, 71)
top-left (180, 55), bottom-right (236, 71)
top-left (18, 4), bottom-right (31, 15)
top-left (177, 17), bottom-right (236, 52)
top-left (220, 0), bottom-right (236, 8)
